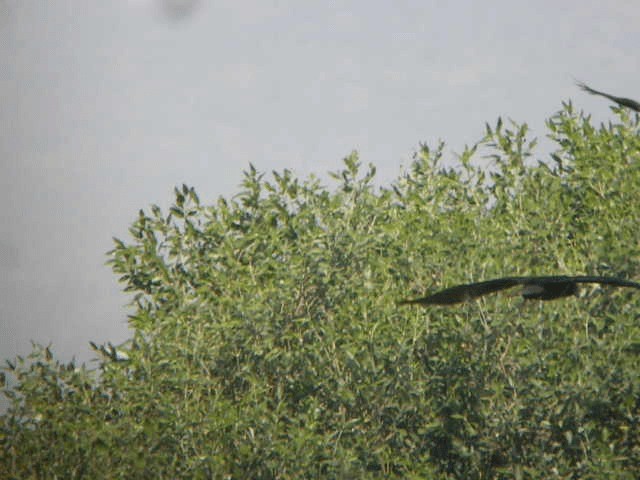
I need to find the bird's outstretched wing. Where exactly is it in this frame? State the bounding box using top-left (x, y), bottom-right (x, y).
top-left (571, 275), bottom-right (640, 289)
top-left (398, 275), bottom-right (640, 306)
top-left (576, 81), bottom-right (640, 112)
top-left (397, 277), bottom-right (523, 305)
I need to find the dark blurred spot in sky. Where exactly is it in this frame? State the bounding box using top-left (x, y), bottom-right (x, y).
top-left (159, 0), bottom-right (199, 21)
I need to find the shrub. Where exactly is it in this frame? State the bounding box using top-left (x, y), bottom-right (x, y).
top-left (2, 104), bottom-right (640, 478)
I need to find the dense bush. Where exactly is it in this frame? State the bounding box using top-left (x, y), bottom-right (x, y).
top-left (2, 104), bottom-right (640, 478)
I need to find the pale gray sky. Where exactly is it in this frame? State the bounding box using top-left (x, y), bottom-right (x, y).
top-left (1, 0), bottom-right (639, 372)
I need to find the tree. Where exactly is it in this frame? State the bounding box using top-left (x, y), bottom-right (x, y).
top-left (2, 103), bottom-right (640, 478)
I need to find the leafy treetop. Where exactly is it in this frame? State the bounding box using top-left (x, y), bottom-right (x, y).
top-left (2, 104), bottom-right (640, 479)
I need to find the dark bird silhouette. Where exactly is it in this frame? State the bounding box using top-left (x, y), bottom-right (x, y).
top-left (398, 276), bottom-right (640, 306)
top-left (576, 81), bottom-right (640, 112)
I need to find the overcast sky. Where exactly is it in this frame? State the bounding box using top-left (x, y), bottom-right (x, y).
top-left (1, 0), bottom-right (639, 376)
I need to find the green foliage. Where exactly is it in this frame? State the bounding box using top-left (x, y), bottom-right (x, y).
top-left (2, 105), bottom-right (640, 479)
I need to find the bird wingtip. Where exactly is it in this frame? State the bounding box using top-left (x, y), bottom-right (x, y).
top-left (396, 299), bottom-right (417, 306)
top-left (575, 80), bottom-right (590, 91)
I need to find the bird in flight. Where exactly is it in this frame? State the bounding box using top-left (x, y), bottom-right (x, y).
top-left (398, 275), bottom-right (640, 306)
top-left (576, 81), bottom-right (640, 112)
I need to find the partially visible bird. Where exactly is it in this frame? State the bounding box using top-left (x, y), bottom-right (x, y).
top-left (576, 81), bottom-right (640, 112)
top-left (398, 275), bottom-right (640, 306)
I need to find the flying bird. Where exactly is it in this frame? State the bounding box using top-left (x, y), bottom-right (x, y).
top-left (398, 275), bottom-right (640, 306)
top-left (576, 81), bottom-right (640, 112)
